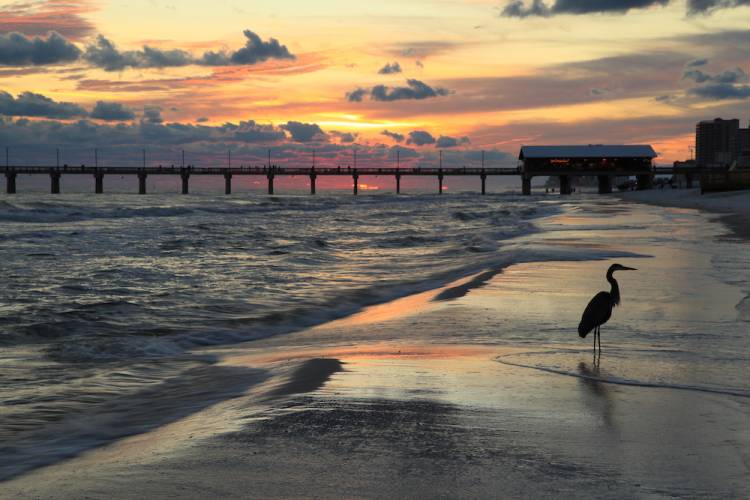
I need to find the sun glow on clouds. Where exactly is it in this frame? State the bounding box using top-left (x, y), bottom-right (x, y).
top-left (317, 119), bottom-right (417, 130)
top-left (2, 0), bottom-right (750, 163)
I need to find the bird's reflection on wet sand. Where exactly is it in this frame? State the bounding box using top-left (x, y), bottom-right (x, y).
top-left (578, 361), bottom-right (615, 431)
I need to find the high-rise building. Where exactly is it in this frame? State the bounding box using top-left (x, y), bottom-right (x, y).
top-left (738, 125), bottom-right (750, 156)
top-left (695, 118), bottom-right (740, 167)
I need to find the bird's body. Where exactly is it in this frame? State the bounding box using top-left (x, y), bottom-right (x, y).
top-left (578, 264), bottom-right (636, 354)
top-left (578, 291), bottom-right (613, 338)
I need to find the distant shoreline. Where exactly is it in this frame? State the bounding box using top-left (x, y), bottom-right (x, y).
top-left (618, 188), bottom-right (750, 241)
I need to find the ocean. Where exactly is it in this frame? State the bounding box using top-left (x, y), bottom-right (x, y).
top-left (1, 190), bottom-right (748, 481)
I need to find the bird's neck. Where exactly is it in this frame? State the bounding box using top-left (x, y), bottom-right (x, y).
top-left (607, 271), bottom-right (621, 306)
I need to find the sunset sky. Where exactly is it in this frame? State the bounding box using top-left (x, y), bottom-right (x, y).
top-left (2, 0), bottom-right (750, 167)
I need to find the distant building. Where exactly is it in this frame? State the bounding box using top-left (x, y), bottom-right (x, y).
top-left (695, 118), bottom-right (741, 167)
top-left (738, 126), bottom-right (750, 156)
top-left (673, 159), bottom-right (697, 169)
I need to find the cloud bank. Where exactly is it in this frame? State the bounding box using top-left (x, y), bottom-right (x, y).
top-left (0, 29), bottom-right (295, 70)
top-left (0, 31), bottom-right (81, 66)
top-left (347, 79), bottom-right (451, 102)
top-left (501, 0), bottom-right (749, 17)
top-left (0, 90), bottom-right (86, 118)
top-left (90, 101), bottom-right (136, 121)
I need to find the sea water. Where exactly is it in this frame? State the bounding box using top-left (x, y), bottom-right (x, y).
top-left (0, 191), bottom-right (748, 479)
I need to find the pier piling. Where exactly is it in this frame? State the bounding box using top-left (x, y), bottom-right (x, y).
top-left (559, 175), bottom-right (572, 195)
top-left (138, 171), bottom-right (147, 194)
top-left (224, 172), bottom-right (232, 195)
top-left (522, 176), bottom-right (532, 196)
top-left (5, 171), bottom-right (16, 194)
top-left (353, 173), bottom-right (359, 195)
top-left (267, 173), bottom-right (275, 195)
top-left (94, 172), bottom-right (104, 194)
top-left (50, 172), bottom-right (61, 194)
top-left (481, 173), bottom-right (487, 195)
top-left (180, 171), bottom-right (190, 194)
top-left (597, 175), bottom-right (612, 194)
top-left (438, 173), bottom-right (444, 194)
top-left (310, 173), bottom-right (316, 195)
top-left (395, 173), bottom-right (401, 194)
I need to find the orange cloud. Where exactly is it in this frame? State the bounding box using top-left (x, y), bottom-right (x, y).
top-left (0, 0), bottom-right (97, 40)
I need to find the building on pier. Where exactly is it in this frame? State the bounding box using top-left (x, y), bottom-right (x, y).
top-left (518, 145), bottom-right (657, 194)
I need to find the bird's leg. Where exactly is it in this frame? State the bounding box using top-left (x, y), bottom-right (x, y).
top-left (598, 327), bottom-right (602, 353)
top-left (593, 329), bottom-right (597, 355)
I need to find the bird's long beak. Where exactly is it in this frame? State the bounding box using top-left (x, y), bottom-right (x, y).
top-left (621, 266), bottom-right (637, 271)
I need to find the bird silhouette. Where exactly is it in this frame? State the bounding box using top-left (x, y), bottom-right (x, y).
top-left (579, 263), bottom-right (637, 357)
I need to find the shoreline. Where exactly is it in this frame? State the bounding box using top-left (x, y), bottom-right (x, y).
top-left (618, 188), bottom-right (750, 240)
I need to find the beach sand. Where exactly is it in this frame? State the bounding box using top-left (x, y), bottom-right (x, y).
top-left (3, 195), bottom-right (750, 499)
top-left (620, 188), bottom-right (750, 240)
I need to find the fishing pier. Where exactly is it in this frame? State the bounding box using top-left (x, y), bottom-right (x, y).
top-left (0, 145), bottom-right (712, 195)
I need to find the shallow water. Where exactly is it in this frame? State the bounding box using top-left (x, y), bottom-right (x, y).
top-left (0, 191), bottom-right (748, 481)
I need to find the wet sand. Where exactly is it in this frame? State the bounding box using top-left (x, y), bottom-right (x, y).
top-left (3, 199), bottom-right (750, 498)
top-left (4, 347), bottom-right (749, 498)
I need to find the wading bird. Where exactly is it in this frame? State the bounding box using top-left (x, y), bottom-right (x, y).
top-left (579, 264), bottom-right (637, 354)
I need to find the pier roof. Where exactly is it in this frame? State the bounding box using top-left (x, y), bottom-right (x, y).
top-left (519, 145), bottom-right (657, 160)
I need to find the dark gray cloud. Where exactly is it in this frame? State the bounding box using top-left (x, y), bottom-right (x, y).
top-left (502, 0), bottom-right (750, 17)
top-left (331, 130), bottom-right (357, 143)
top-left (712, 67), bottom-right (747, 83)
top-left (551, 0), bottom-right (669, 14)
top-left (406, 130), bottom-right (436, 146)
top-left (382, 130), bottom-right (405, 142)
top-left (90, 101), bottom-right (136, 121)
top-left (281, 121), bottom-right (327, 142)
top-left (688, 82), bottom-right (750, 99)
top-left (654, 94), bottom-right (676, 102)
top-left (0, 31), bottom-right (81, 66)
top-left (196, 117), bottom-right (209, 123)
top-left (346, 88), bottom-right (367, 102)
top-left (0, 116), bottom-right (289, 150)
top-left (378, 62), bottom-right (402, 74)
top-left (18, 29), bottom-right (295, 71)
top-left (225, 120), bottom-right (286, 143)
top-left (0, 116), bottom-right (463, 171)
top-left (684, 66), bottom-right (746, 83)
top-left (686, 58), bottom-right (709, 68)
top-left (683, 69), bottom-right (713, 83)
top-left (0, 90), bottom-right (86, 118)
top-left (83, 36), bottom-right (190, 71)
top-left (687, 0), bottom-right (750, 14)
top-left (198, 29), bottom-right (295, 66)
top-left (435, 135), bottom-right (470, 148)
top-left (370, 79), bottom-right (450, 101)
top-left (142, 107), bottom-right (164, 124)
top-left (390, 41), bottom-right (460, 59)
top-left (501, 0), bottom-right (670, 17)
top-left (684, 66), bottom-right (750, 100)
top-left (502, 0), bottom-right (550, 17)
